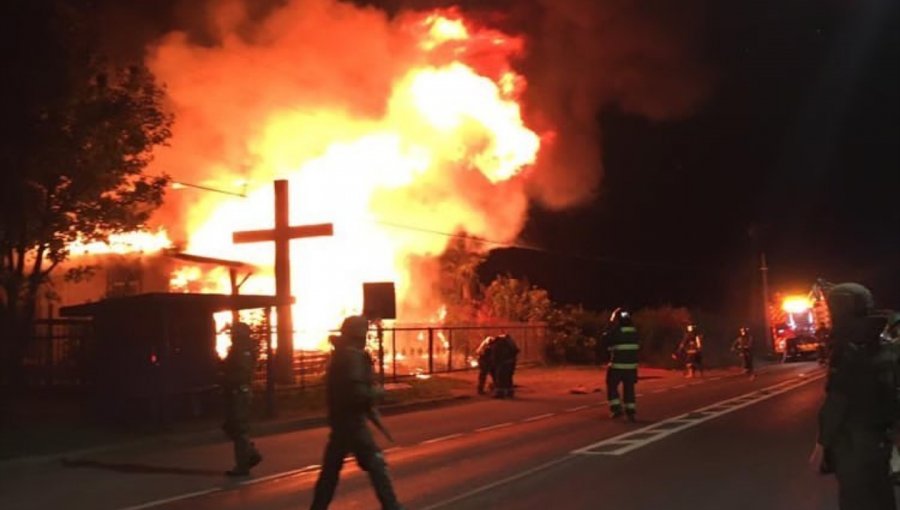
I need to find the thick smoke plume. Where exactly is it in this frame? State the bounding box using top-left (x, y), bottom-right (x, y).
top-left (130, 0), bottom-right (708, 341)
top-left (364, 0), bottom-right (711, 208)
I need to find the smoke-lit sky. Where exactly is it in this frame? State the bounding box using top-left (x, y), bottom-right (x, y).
top-left (8, 0), bottom-right (900, 317)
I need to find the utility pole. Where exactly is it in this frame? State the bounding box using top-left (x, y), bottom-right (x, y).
top-left (760, 252), bottom-right (773, 354)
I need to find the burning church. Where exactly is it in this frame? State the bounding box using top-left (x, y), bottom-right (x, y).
top-left (41, 0), bottom-right (707, 410)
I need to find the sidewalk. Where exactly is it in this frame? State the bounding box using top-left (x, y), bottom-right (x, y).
top-left (0, 375), bottom-right (472, 469)
top-left (440, 363), bottom-right (751, 396)
top-left (1, 362), bottom-right (759, 471)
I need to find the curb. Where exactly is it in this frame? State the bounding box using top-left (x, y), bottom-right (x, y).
top-left (0, 394), bottom-right (472, 471)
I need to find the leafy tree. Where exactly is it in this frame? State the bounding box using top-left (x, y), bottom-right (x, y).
top-left (0, 1), bottom-right (172, 383)
top-left (435, 237), bottom-right (486, 323)
top-left (480, 274), bottom-right (551, 323)
top-left (544, 305), bottom-right (608, 364)
top-left (632, 306), bottom-right (693, 367)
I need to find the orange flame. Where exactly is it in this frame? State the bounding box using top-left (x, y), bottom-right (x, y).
top-left (64, 4), bottom-right (542, 354)
top-left (68, 230), bottom-right (172, 256)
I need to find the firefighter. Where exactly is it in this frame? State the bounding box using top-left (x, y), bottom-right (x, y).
top-left (475, 335), bottom-right (497, 395)
top-left (309, 315), bottom-right (404, 510)
top-left (602, 308), bottom-right (640, 421)
top-left (677, 324), bottom-right (704, 378)
top-left (811, 283), bottom-right (896, 509)
top-left (222, 322), bottom-right (262, 477)
top-left (492, 333), bottom-right (519, 399)
top-left (731, 326), bottom-right (755, 377)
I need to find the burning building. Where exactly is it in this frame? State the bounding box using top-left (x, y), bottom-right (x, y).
top-left (51, 0), bottom-right (707, 363)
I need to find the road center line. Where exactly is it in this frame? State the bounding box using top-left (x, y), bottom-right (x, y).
top-left (118, 488), bottom-right (223, 510)
top-left (565, 405), bottom-right (591, 413)
top-left (420, 455), bottom-right (575, 510)
top-left (475, 422), bottom-right (514, 432)
top-left (572, 373), bottom-right (824, 456)
top-left (523, 413), bottom-right (556, 422)
top-left (239, 464), bottom-right (320, 486)
top-left (421, 433), bottom-right (464, 445)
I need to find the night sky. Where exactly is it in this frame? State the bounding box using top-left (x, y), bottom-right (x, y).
top-left (482, 0), bottom-right (900, 317)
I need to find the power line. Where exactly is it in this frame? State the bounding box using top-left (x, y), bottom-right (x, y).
top-left (170, 180), bottom-right (247, 198)
top-left (376, 220), bottom-right (699, 271)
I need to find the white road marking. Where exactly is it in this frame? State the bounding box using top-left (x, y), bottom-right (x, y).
top-left (118, 488), bottom-right (222, 510)
top-left (239, 464), bottom-right (320, 486)
top-left (421, 433), bottom-right (464, 445)
top-left (572, 373), bottom-right (824, 456)
top-left (475, 422), bottom-right (514, 432)
top-left (419, 455), bottom-right (574, 510)
top-left (523, 413), bottom-right (556, 422)
top-left (121, 368), bottom-right (826, 510)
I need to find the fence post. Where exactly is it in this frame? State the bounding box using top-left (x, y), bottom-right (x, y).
top-left (376, 321), bottom-right (385, 386)
top-left (428, 327), bottom-right (434, 374)
top-left (465, 336), bottom-right (470, 371)
top-left (264, 307), bottom-right (276, 418)
top-left (447, 329), bottom-right (453, 372)
top-left (299, 348), bottom-right (305, 390)
top-left (391, 327), bottom-right (397, 382)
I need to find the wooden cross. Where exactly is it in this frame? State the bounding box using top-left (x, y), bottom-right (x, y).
top-left (233, 179), bottom-right (333, 383)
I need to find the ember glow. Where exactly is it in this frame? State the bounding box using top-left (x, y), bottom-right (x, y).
top-left (782, 296), bottom-right (813, 314)
top-left (142, 1), bottom-right (540, 350)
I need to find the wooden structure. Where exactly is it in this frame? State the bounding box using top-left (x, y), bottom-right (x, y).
top-left (60, 293), bottom-right (289, 425)
top-left (233, 179), bottom-right (333, 383)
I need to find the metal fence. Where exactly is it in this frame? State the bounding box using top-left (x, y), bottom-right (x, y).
top-left (253, 323), bottom-right (548, 388)
top-left (24, 319), bottom-right (93, 387)
top-left (373, 323), bottom-right (547, 382)
top-left (24, 319), bottom-right (548, 391)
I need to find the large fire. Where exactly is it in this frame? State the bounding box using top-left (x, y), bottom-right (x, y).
top-left (74, 4), bottom-right (542, 353)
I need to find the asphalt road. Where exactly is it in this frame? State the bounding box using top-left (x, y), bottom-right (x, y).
top-left (1, 363), bottom-right (846, 510)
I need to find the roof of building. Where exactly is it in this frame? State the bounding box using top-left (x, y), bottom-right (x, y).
top-left (60, 293), bottom-right (291, 317)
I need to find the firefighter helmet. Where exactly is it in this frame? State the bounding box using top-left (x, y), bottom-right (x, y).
top-left (609, 307), bottom-right (631, 323)
top-left (826, 283), bottom-right (874, 319)
top-left (340, 315), bottom-right (370, 340)
top-left (232, 321), bottom-right (252, 340)
top-left (881, 312), bottom-right (900, 344)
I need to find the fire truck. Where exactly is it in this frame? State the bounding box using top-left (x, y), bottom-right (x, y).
top-left (768, 282), bottom-right (831, 361)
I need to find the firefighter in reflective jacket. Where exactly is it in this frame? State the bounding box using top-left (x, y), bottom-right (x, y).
top-left (732, 327), bottom-right (755, 377)
top-left (677, 325), bottom-right (704, 378)
top-left (601, 308), bottom-right (640, 421)
top-left (475, 335), bottom-right (497, 395)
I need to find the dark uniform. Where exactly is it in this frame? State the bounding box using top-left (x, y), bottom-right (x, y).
top-left (491, 334), bottom-right (519, 399)
top-left (222, 322), bottom-right (262, 476)
top-left (310, 316), bottom-right (404, 510)
top-left (475, 336), bottom-right (496, 395)
top-left (602, 309), bottom-right (639, 421)
top-left (875, 313), bottom-right (900, 482)
top-left (817, 283), bottom-right (896, 510)
top-left (731, 328), bottom-right (754, 375)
